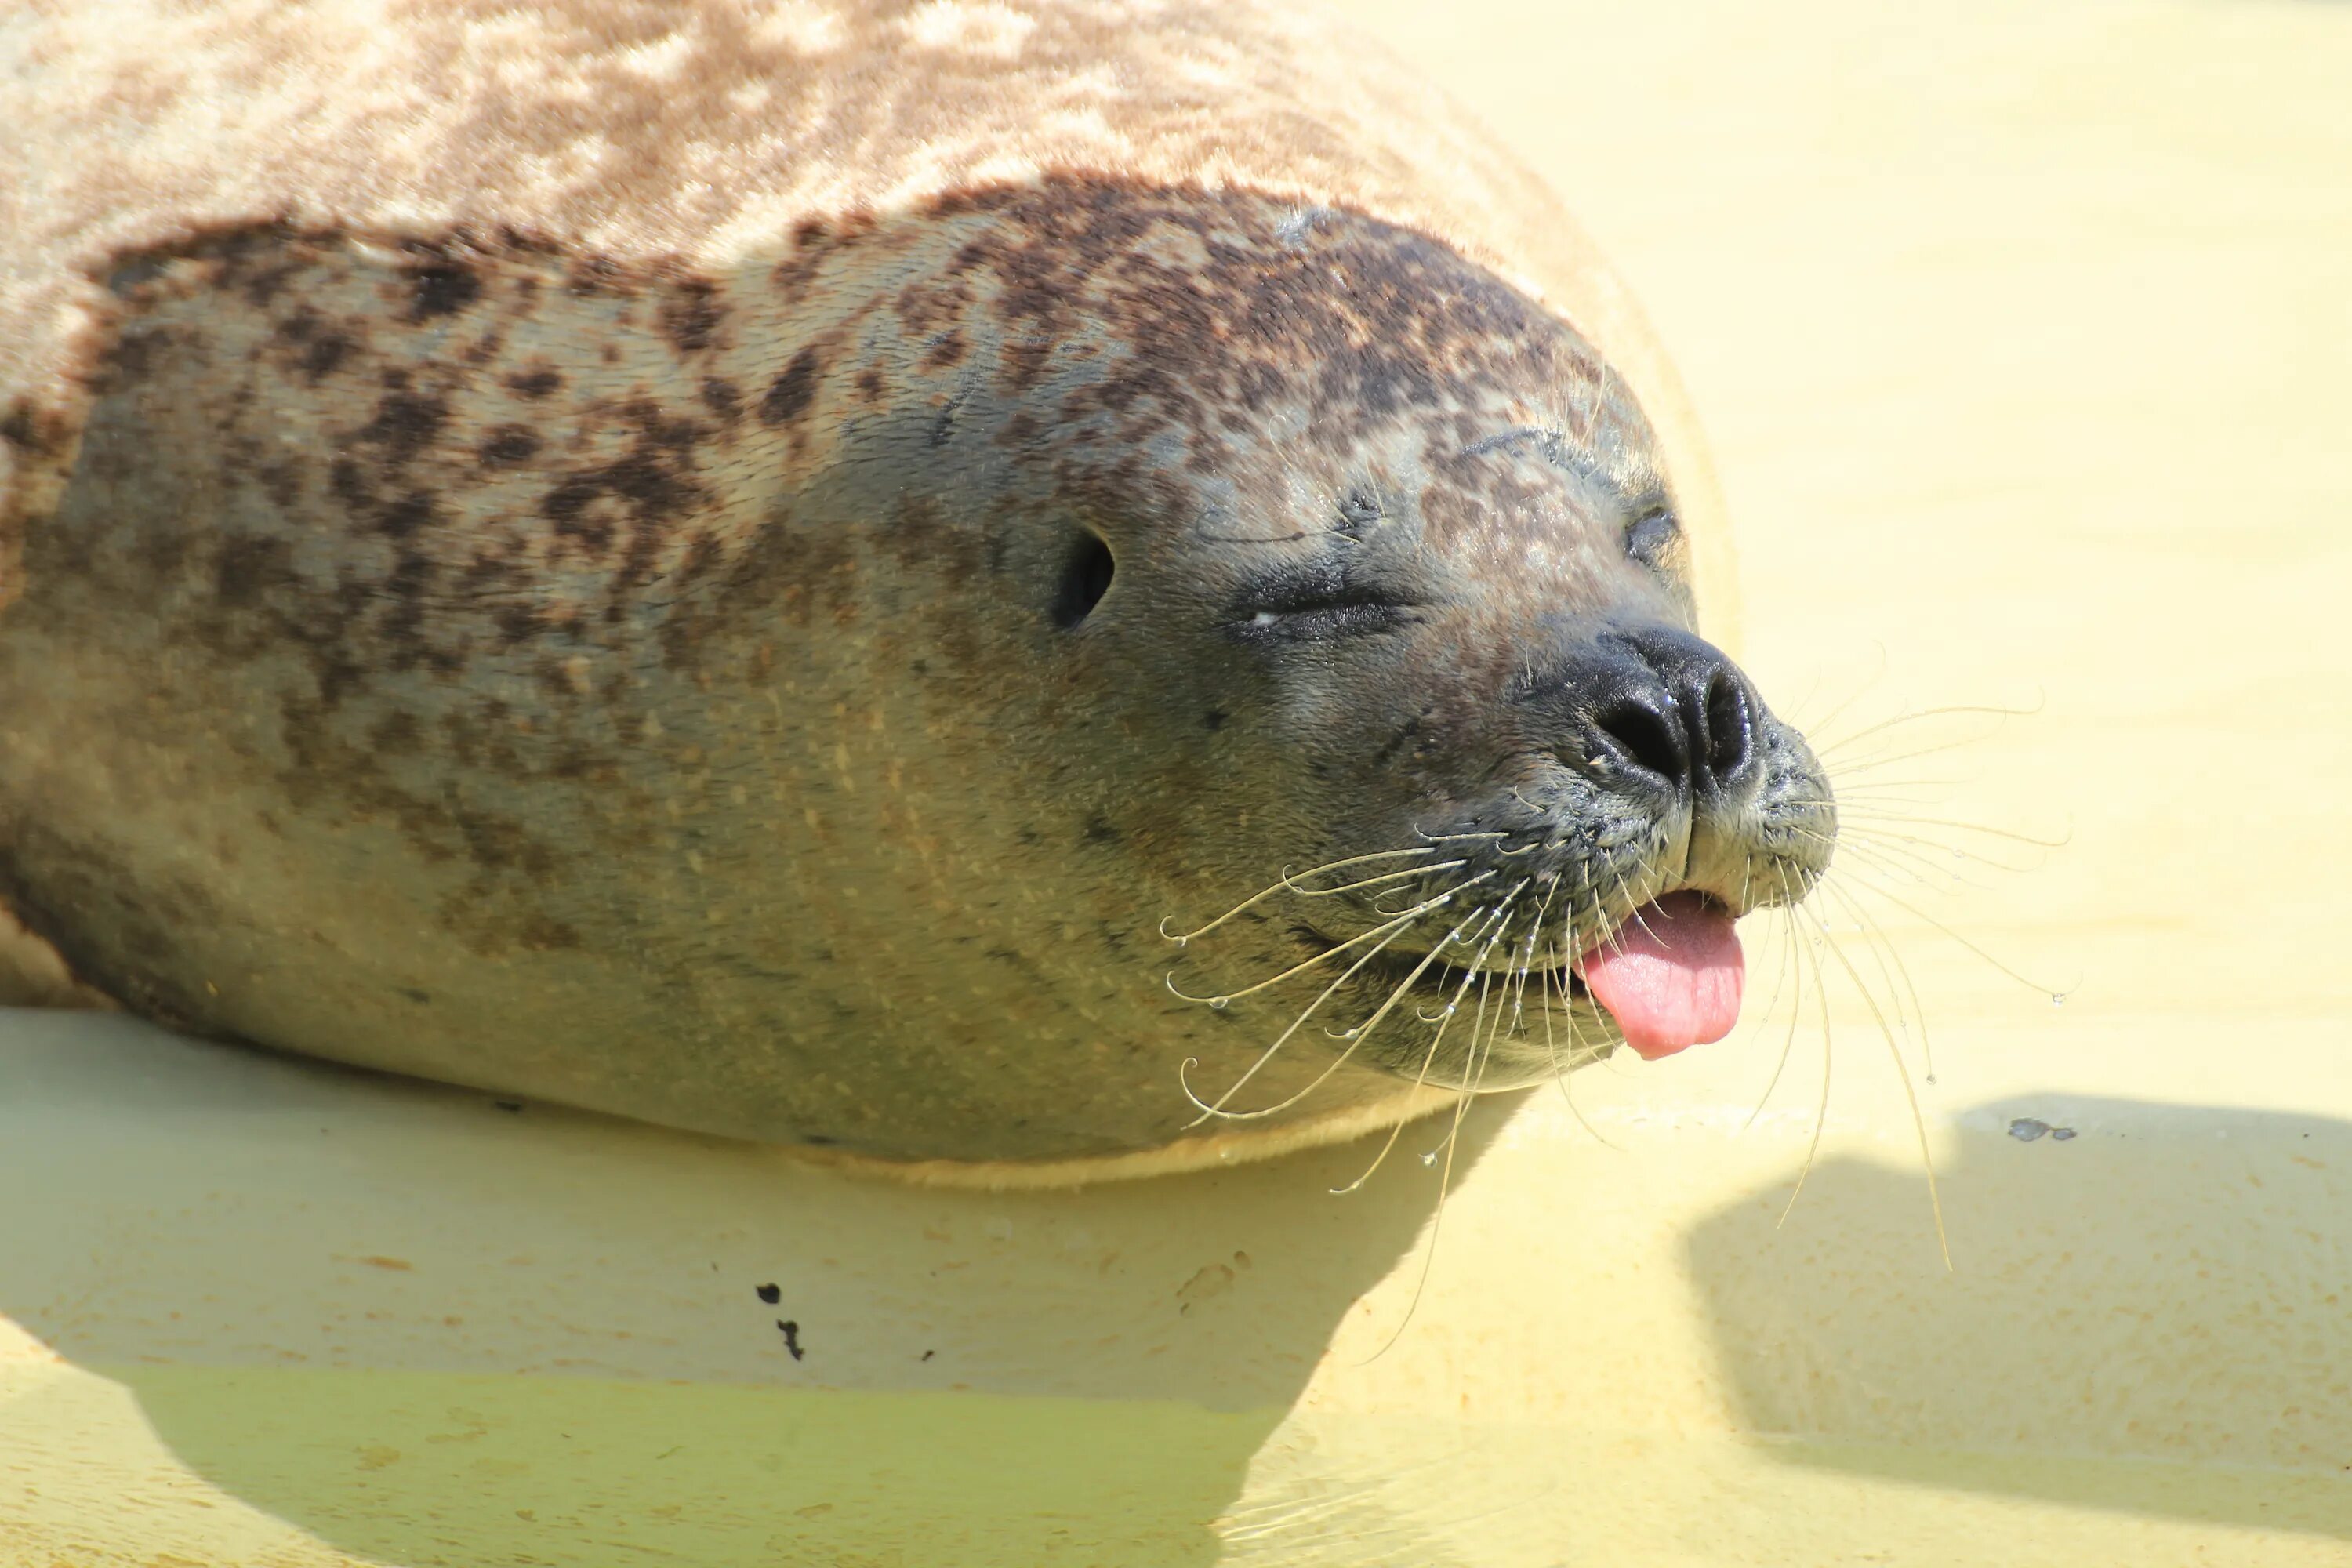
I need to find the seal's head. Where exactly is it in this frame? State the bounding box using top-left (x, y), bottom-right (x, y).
top-left (906, 187), bottom-right (1838, 1111)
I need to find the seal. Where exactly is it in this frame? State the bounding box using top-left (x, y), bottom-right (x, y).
top-left (0, 0), bottom-right (1835, 1179)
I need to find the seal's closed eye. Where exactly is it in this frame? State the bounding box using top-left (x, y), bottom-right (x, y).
top-left (1223, 558), bottom-right (1423, 644)
top-left (1624, 506), bottom-right (1681, 573)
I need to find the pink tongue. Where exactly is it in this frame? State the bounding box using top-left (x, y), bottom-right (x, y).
top-left (1574, 892), bottom-right (1745, 1062)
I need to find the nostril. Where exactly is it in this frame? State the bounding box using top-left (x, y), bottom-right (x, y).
top-left (1592, 695), bottom-right (1688, 786)
top-left (1700, 670), bottom-right (1754, 780)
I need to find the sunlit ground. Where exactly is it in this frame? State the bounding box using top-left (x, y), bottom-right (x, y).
top-left (3, 2), bottom-right (2348, 1564)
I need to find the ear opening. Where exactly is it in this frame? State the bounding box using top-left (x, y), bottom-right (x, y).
top-left (1050, 531), bottom-right (1115, 629)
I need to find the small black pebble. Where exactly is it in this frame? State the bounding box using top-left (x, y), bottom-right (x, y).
top-left (755, 1282), bottom-right (781, 1305)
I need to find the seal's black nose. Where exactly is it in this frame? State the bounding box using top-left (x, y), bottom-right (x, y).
top-left (1561, 626), bottom-right (1763, 815)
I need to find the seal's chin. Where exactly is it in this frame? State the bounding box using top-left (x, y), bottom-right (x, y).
top-left (1323, 891), bottom-right (1748, 1065)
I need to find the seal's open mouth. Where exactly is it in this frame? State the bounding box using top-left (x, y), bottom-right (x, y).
top-left (1327, 891), bottom-right (1746, 1062)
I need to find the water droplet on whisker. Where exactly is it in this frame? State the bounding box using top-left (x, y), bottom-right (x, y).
top-left (1209, 996), bottom-right (1229, 1011)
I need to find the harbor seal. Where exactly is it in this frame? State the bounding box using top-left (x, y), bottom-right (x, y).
top-left (0, 0), bottom-right (1835, 1178)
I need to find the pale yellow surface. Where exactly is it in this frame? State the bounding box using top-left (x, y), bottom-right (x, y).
top-left (4, 1), bottom-right (2350, 1563)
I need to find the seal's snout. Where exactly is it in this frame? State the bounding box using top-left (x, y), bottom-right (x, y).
top-left (1563, 624), bottom-right (1764, 822)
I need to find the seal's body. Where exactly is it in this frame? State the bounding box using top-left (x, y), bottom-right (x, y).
top-left (0, 0), bottom-right (1833, 1177)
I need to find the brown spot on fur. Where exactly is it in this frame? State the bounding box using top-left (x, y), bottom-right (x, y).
top-left (758, 348), bottom-right (819, 426)
top-left (302, 328), bottom-right (354, 381)
top-left (96, 324), bottom-right (165, 390)
top-left (368, 710), bottom-right (423, 753)
top-left (402, 262), bottom-right (481, 321)
top-left (237, 256), bottom-right (303, 309)
top-left (534, 400), bottom-right (710, 572)
top-left (518, 915), bottom-right (582, 951)
top-left (327, 456), bottom-right (370, 511)
top-left (375, 491), bottom-right (437, 541)
top-left (568, 256), bottom-right (624, 298)
top-left (0, 403), bottom-right (64, 456)
top-left (359, 387), bottom-right (448, 467)
top-left (660, 281), bottom-right (724, 353)
top-left (919, 329), bottom-right (967, 370)
top-left (258, 461), bottom-right (301, 510)
top-left (479, 425), bottom-right (542, 467)
top-left (506, 366), bottom-right (561, 399)
top-left (212, 532), bottom-right (296, 607)
top-left (699, 376), bottom-right (742, 422)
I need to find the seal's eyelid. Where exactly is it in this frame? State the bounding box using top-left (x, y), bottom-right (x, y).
top-left (1231, 561), bottom-right (1410, 618)
top-left (1623, 506), bottom-right (1681, 568)
top-left (1221, 600), bottom-right (1419, 644)
top-left (1222, 561), bottom-right (1423, 642)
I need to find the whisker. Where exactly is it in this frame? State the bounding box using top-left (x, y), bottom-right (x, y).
top-left (1536, 944), bottom-right (1616, 1146)
top-left (1216, 896), bottom-right (1520, 1125)
top-left (1818, 732), bottom-right (2009, 777)
top-left (1813, 699), bottom-right (2043, 758)
top-left (1808, 900), bottom-right (1952, 1271)
top-left (1741, 889), bottom-right (1807, 1133)
top-left (1777, 883), bottom-right (1835, 1230)
top-left (1329, 902), bottom-right (1523, 1195)
top-left (1413, 826), bottom-right (1512, 846)
top-left (1817, 832), bottom-right (2024, 895)
top-left (1287, 858), bottom-right (1466, 898)
top-left (1178, 920), bottom-right (1416, 1125)
top-left (1158, 845), bottom-right (1436, 943)
top-left (1780, 642), bottom-right (1889, 746)
top-left (1846, 883), bottom-right (1942, 1084)
top-left (1826, 876), bottom-right (2073, 1001)
top-left (1362, 935), bottom-right (1510, 1363)
top-left (1823, 879), bottom-right (1936, 1086)
top-left (1164, 876), bottom-right (1487, 1004)
top-left (1831, 812), bottom-right (2071, 851)
top-left (1821, 774), bottom-right (1971, 794)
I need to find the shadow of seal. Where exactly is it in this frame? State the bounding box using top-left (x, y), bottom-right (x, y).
top-left (0, 0), bottom-right (1833, 1180)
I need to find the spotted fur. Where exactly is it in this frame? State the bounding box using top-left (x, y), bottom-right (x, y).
top-left (0, 1), bottom-right (1789, 1176)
